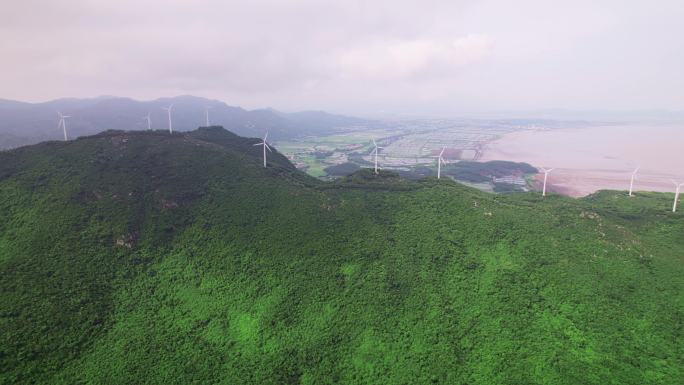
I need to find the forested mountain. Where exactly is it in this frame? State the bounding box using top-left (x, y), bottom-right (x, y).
top-left (0, 127), bottom-right (682, 384)
top-left (0, 96), bottom-right (368, 149)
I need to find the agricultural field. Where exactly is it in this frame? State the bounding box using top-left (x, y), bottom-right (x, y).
top-left (274, 129), bottom-right (397, 178)
top-left (274, 119), bottom-right (546, 188)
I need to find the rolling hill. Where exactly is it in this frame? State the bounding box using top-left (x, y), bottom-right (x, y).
top-left (0, 96), bottom-right (369, 149)
top-left (0, 127), bottom-right (682, 384)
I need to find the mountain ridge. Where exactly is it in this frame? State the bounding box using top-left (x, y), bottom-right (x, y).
top-left (0, 127), bottom-right (682, 384)
top-left (0, 95), bottom-right (370, 150)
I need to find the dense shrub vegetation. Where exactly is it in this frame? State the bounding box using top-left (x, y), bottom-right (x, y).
top-left (443, 160), bottom-right (537, 182)
top-left (0, 128), bottom-right (681, 384)
top-left (323, 162), bottom-right (361, 176)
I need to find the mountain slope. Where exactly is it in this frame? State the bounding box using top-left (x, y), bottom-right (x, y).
top-left (0, 128), bottom-right (682, 385)
top-left (0, 96), bottom-right (369, 149)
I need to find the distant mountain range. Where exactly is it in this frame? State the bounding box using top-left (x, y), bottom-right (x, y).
top-left (0, 95), bottom-right (370, 149)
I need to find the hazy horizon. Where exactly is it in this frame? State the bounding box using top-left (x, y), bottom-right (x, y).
top-left (2, 0), bottom-right (683, 116)
top-left (4, 94), bottom-right (684, 123)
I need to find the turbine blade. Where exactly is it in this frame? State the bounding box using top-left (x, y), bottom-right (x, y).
top-left (439, 147), bottom-right (445, 157)
top-left (253, 142), bottom-right (262, 146)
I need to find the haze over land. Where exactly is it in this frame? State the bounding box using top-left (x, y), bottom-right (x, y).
top-left (1, 94), bottom-right (682, 197)
top-left (0, 95), bottom-right (367, 149)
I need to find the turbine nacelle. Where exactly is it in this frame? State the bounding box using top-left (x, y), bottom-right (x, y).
top-left (205, 106), bottom-right (213, 126)
top-left (370, 139), bottom-right (384, 152)
top-left (162, 105), bottom-right (174, 133)
top-left (432, 147), bottom-right (447, 179)
top-left (253, 132), bottom-right (272, 167)
top-left (629, 167), bottom-right (640, 197)
top-left (540, 167), bottom-right (554, 197)
top-left (57, 111), bottom-right (71, 141)
top-left (143, 113), bottom-right (152, 130)
top-left (432, 147), bottom-right (447, 163)
top-left (672, 180), bottom-right (684, 213)
top-left (370, 138), bottom-right (383, 174)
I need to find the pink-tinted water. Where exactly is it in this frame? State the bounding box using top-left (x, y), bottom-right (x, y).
top-left (482, 123), bottom-right (684, 196)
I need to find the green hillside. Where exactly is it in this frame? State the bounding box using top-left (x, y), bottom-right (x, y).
top-left (0, 127), bottom-right (682, 384)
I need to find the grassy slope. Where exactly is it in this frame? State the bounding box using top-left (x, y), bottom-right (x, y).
top-left (0, 128), bottom-right (682, 384)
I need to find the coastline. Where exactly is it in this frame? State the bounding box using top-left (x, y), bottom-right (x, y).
top-left (481, 123), bottom-right (683, 197)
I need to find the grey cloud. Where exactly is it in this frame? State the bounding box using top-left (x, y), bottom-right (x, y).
top-left (1, 0), bottom-right (682, 115)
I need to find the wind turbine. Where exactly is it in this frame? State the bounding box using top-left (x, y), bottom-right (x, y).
top-left (433, 147), bottom-right (446, 179)
top-left (57, 112), bottom-right (71, 141)
top-left (253, 132), bottom-right (272, 168)
top-left (671, 180), bottom-right (684, 213)
top-left (161, 104), bottom-right (173, 133)
top-left (205, 106), bottom-right (213, 126)
top-left (540, 167), bottom-right (554, 197)
top-left (143, 113), bottom-right (151, 130)
top-left (628, 167), bottom-right (639, 197)
top-left (371, 139), bottom-right (383, 174)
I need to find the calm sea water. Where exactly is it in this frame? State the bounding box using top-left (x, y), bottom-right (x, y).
top-left (482, 123), bottom-right (684, 195)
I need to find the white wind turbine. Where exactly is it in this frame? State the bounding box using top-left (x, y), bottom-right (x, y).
top-left (57, 112), bottom-right (71, 141)
top-left (628, 167), bottom-right (639, 197)
top-left (253, 132), bottom-right (272, 168)
top-left (540, 167), bottom-right (554, 197)
top-left (371, 139), bottom-right (383, 174)
top-left (205, 106), bottom-right (213, 126)
top-left (433, 147), bottom-right (447, 179)
top-left (161, 104), bottom-right (174, 133)
top-left (671, 180), bottom-right (684, 213)
top-left (143, 113), bottom-right (151, 130)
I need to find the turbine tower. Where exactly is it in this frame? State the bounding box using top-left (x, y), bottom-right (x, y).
top-left (253, 132), bottom-right (272, 168)
top-left (540, 167), bottom-right (554, 197)
top-left (162, 104), bottom-right (174, 133)
top-left (371, 139), bottom-right (383, 174)
top-left (433, 147), bottom-right (446, 179)
top-left (57, 112), bottom-right (71, 141)
top-left (628, 167), bottom-right (639, 197)
top-left (671, 180), bottom-right (684, 213)
top-left (205, 106), bottom-right (213, 126)
top-left (143, 113), bottom-right (151, 130)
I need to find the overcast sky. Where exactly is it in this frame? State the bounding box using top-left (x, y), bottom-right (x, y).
top-left (1, 0), bottom-right (683, 116)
